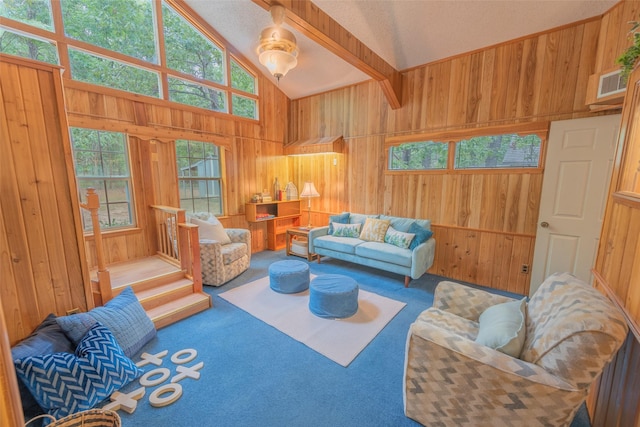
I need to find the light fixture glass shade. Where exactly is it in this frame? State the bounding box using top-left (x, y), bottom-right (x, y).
top-left (300, 182), bottom-right (320, 198)
top-left (259, 49), bottom-right (298, 79)
top-left (257, 8), bottom-right (299, 81)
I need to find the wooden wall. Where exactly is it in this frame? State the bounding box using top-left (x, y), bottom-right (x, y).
top-left (0, 56), bottom-right (91, 345)
top-left (288, 3), bottom-right (638, 294)
top-left (64, 71), bottom-right (290, 265)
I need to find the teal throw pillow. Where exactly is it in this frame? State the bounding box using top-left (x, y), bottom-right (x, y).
top-left (14, 323), bottom-right (142, 420)
top-left (56, 286), bottom-right (156, 358)
top-left (328, 212), bottom-right (350, 234)
top-left (384, 226), bottom-right (415, 249)
top-left (475, 298), bottom-right (527, 358)
top-left (408, 222), bottom-right (433, 250)
top-left (331, 222), bottom-right (362, 238)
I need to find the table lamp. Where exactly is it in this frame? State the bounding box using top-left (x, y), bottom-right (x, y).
top-left (300, 182), bottom-right (320, 229)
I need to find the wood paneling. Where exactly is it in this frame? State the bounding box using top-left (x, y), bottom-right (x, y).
top-left (287, 8), bottom-right (640, 294)
top-left (0, 55), bottom-right (90, 345)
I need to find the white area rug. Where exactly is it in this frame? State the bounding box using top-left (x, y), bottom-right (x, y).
top-left (219, 275), bottom-right (406, 367)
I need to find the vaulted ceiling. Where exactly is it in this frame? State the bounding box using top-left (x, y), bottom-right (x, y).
top-left (185, 0), bottom-right (618, 102)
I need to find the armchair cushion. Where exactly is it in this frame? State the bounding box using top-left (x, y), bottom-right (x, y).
top-left (475, 298), bottom-right (527, 358)
top-left (190, 216), bottom-right (231, 244)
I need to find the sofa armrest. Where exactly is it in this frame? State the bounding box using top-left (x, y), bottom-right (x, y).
top-left (410, 237), bottom-right (435, 280)
top-left (199, 239), bottom-right (224, 261)
top-left (308, 226), bottom-right (329, 253)
top-left (432, 281), bottom-right (517, 321)
top-left (406, 320), bottom-right (578, 391)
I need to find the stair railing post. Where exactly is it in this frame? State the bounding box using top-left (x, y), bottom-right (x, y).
top-left (80, 188), bottom-right (112, 303)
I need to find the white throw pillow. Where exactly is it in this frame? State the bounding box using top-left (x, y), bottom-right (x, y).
top-left (475, 298), bottom-right (527, 358)
top-left (190, 217), bottom-right (231, 244)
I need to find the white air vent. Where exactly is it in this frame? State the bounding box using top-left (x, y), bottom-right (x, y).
top-left (597, 69), bottom-right (627, 98)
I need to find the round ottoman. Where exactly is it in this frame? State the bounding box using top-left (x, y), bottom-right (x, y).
top-left (309, 274), bottom-right (359, 319)
top-left (269, 260), bottom-right (310, 294)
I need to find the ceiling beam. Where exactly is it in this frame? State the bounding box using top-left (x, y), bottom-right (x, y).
top-left (252, 0), bottom-right (403, 109)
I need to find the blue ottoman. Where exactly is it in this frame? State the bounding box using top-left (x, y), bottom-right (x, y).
top-left (309, 274), bottom-right (359, 319)
top-left (269, 260), bottom-right (310, 294)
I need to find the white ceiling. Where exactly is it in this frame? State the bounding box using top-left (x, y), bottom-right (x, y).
top-left (184, 0), bottom-right (618, 100)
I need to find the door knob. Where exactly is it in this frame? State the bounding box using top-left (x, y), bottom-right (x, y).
top-left (540, 221), bottom-right (549, 228)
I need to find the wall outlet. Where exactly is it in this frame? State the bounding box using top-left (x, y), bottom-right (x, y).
top-left (521, 264), bottom-right (529, 274)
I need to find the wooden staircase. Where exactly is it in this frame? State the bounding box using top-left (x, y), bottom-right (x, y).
top-left (94, 256), bottom-right (211, 329)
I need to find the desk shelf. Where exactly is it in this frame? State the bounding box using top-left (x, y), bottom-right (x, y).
top-left (246, 200), bottom-right (301, 250)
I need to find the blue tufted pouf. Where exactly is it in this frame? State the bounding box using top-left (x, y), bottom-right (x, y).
top-left (309, 274), bottom-right (359, 319)
top-left (268, 260), bottom-right (310, 294)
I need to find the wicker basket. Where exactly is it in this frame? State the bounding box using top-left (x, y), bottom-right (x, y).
top-left (25, 409), bottom-right (121, 427)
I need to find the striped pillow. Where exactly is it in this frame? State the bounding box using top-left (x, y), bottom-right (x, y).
top-left (14, 323), bottom-right (141, 420)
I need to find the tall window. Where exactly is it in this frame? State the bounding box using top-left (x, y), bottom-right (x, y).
top-left (1, 0), bottom-right (259, 119)
top-left (70, 128), bottom-right (134, 231)
top-left (231, 59), bottom-right (258, 119)
top-left (176, 140), bottom-right (222, 215)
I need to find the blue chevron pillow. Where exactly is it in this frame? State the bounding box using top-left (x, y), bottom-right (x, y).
top-left (14, 323), bottom-right (142, 420)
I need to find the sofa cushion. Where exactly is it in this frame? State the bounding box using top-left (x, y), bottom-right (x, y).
top-left (348, 213), bottom-right (379, 226)
top-left (359, 218), bottom-right (390, 242)
top-left (332, 222), bottom-right (362, 238)
top-left (190, 216), bottom-right (231, 244)
top-left (221, 242), bottom-right (247, 264)
top-left (415, 308), bottom-right (479, 341)
top-left (408, 222), bottom-right (434, 250)
top-left (384, 226), bottom-right (415, 249)
top-left (328, 212), bottom-right (350, 235)
top-left (355, 241), bottom-right (412, 267)
top-left (380, 216), bottom-right (431, 232)
top-left (475, 298), bottom-right (527, 358)
top-left (314, 235), bottom-right (364, 254)
top-left (56, 287), bottom-right (156, 358)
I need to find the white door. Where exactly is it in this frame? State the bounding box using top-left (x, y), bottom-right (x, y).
top-left (530, 115), bottom-right (620, 296)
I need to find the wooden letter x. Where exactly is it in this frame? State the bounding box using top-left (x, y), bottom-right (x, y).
top-left (171, 361), bottom-right (204, 383)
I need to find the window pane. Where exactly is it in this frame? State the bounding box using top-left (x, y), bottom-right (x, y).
top-left (231, 59), bottom-right (255, 94)
top-left (69, 48), bottom-right (160, 97)
top-left (168, 76), bottom-right (226, 112)
top-left (0, 28), bottom-right (58, 64)
top-left (163, 2), bottom-right (224, 85)
top-left (176, 139), bottom-right (222, 216)
top-left (0, 0), bottom-right (53, 31)
top-left (71, 129), bottom-right (134, 230)
top-left (61, 0), bottom-right (157, 63)
top-left (232, 94), bottom-right (257, 120)
top-left (388, 142), bottom-right (448, 170)
top-left (455, 134), bottom-right (541, 169)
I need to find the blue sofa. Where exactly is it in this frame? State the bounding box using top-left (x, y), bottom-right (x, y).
top-left (308, 213), bottom-right (436, 287)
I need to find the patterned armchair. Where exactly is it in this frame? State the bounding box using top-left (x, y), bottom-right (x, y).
top-left (404, 272), bottom-right (628, 426)
top-left (200, 228), bottom-right (251, 287)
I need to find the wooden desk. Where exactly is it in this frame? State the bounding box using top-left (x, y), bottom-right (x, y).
top-left (286, 227), bottom-right (318, 261)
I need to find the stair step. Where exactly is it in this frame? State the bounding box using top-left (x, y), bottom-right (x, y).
top-left (135, 278), bottom-right (195, 310)
top-left (113, 270), bottom-right (186, 295)
top-left (146, 293), bottom-right (212, 330)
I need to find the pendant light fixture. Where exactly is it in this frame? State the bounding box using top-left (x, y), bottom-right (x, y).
top-left (257, 5), bottom-right (299, 82)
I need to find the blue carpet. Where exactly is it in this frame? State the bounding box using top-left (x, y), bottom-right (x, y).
top-left (114, 251), bottom-right (590, 427)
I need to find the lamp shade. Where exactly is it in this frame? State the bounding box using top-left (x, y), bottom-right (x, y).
top-left (257, 8), bottom-right (299, 81)
top-left (300, 182), bottom-right (320, 198)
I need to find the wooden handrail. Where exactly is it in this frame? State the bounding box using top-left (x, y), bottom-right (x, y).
top-left (79, 188), bottom-right (112, 303)
top-left (150, 206), bottom-right (202, 293)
